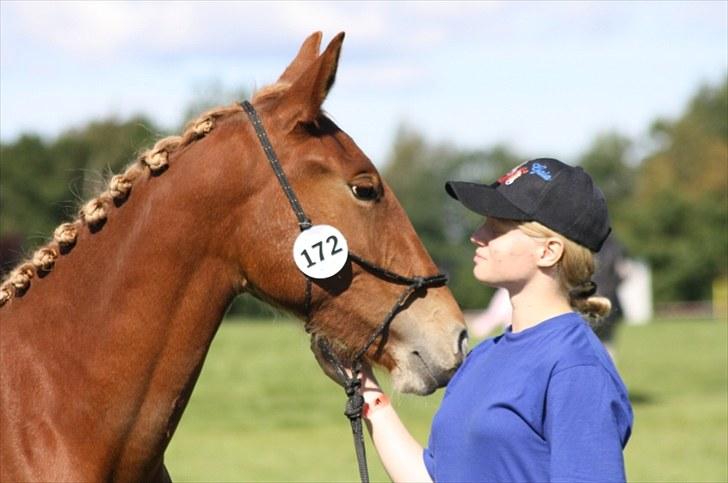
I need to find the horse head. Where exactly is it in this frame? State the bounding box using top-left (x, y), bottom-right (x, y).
top-left (220, 32), bottom-right (467, 394)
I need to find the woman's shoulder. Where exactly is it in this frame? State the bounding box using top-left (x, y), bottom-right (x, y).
top-left (550, 315), bottom-right (631, 402)
top-left (561, 314), bottom-right (610, 362)
top-left (551, 315), bottom-right (610, 368)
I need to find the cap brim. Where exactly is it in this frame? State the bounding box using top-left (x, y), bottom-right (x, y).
top-left (445, 181), bottom-right (529, 220)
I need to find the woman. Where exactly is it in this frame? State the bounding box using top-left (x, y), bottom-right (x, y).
top-left (357, 158), bottom-right (633, 482)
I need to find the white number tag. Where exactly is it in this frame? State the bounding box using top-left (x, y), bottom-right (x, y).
top-left (293, 224), bottom-right (349, 279)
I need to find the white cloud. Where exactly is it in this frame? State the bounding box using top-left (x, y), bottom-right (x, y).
top-left (12, 1), bottom-right (140, 59)
top-left (1, 0), bottom-right (725, 166)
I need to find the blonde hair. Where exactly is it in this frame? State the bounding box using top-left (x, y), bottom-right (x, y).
top-left (515, 220), bottom-right (611, 322)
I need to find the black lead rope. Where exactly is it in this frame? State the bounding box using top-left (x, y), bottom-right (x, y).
top-left (241, 100), bottom-right (447, 483)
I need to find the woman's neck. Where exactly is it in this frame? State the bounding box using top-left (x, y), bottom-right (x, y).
top-left (506, 275), bottom-right (572, 333)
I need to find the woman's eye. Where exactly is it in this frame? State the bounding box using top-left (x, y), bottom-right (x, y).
top-left (351, 184), bottom-right (379, 201)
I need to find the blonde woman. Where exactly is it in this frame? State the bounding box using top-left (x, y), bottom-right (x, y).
top-left (358, 158), bottom-right (633, 482)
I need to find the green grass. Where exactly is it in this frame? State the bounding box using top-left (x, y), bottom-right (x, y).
top-left (166, 318), bottom-right (728, 482)
top-left (618, 319), bottom-right (728, 482)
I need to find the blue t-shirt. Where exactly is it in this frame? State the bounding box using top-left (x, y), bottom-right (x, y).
top-left (423, 312), bottom-right (633, 483)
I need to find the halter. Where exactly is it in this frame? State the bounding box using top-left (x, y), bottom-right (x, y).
top-left (241, 101), bottom-right (447, 483)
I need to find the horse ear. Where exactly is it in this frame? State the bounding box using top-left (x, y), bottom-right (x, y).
top-left (276, 32), bottom-right (345, 129)
top-left (278, 31), bottom-right (322, 85)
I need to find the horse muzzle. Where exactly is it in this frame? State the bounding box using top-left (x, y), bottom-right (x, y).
top-left (389, 325), bottom-right (468, 395)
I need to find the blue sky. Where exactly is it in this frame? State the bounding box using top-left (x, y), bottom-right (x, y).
top-left (1, 1), bottom-right (726, 166)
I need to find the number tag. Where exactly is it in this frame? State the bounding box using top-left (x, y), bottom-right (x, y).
top-left (292, 224), bottom-right (349, 279)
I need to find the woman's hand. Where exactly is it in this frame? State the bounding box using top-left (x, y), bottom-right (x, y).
top-left (357, 362), bottom-right (392, 420)
top-left (357, 362), bottom-right (382, 395)
top-left (310, 335), bottom-right (383, 390)
top-left (310, 337), bottom-right (431, 482)
top-left (358, 366), bottom-right (432, 482)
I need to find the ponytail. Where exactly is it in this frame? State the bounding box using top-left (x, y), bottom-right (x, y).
top-left (569, 281), bottom-right (611, 323)
top-left (517, 221), bottom-right (612, 323)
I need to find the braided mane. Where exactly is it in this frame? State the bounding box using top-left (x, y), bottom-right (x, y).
top-left (0, 103), bottom-right (245, 307)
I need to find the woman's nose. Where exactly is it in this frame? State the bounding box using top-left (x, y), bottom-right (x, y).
top-left (471, 235), bottom-right (490, 248)
top-left (470, 226), bottom-right (488, 246)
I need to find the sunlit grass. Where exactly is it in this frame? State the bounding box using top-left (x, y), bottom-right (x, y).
top-left (618, 319), bottom-right (727, 482)
top-left (166, 317), bottom-right (727, 482)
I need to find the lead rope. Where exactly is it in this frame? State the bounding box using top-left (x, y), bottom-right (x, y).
top-left (317, 340), bottom-right (369, 482)
top-left (241, 100), bottom-right (447, 483)
top-left (344, 367), bottom-right (369, 483)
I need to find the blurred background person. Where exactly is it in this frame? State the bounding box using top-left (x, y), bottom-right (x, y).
top-left (592, 233), bottom-right (627, 360)
top-left (467, 287), bottom-right (511, 338)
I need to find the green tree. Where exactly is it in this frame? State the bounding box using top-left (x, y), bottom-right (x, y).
top-left (1, 135), bottom-right (59, 241)
top-left (383, 125), bottom-right (521, 310)
top-left (626, 78), bottom-right (728, 302)
top-left (1, 116), bottom-right (159, 246)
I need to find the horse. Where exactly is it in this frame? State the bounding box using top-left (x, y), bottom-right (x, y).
top-left (0, 32), bottom-right (467, 481)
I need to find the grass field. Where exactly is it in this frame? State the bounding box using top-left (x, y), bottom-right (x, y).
top-left (166, 317), bottom-right (728, 482)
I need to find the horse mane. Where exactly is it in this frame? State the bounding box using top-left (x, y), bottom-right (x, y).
top-left (0, 103), bottom-right (248, 307)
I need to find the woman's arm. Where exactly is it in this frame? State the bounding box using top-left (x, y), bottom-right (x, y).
top-left (359, 366), bottom-right (433, 483)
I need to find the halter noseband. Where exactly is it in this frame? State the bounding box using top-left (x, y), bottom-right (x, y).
top-left (241, 101), bottom-right (447, 483)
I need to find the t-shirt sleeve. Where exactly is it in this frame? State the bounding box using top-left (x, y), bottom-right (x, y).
top-left (545, 364), bottom-right (629, 483)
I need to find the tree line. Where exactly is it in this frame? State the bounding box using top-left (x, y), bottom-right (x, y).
top-left (1, 78), bottom-right (726, 314)
top-left (383, 77), bottom-right (727, 309)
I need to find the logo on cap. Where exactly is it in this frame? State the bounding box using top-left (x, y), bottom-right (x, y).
top-left (497, 165), bottom-right (529, 185)
top-left (497, 161), bottom-right (553, 186)
top-left (530, 162), bottom-right (552, 181)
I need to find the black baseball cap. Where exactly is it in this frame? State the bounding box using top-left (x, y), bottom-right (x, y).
top-left (445, 158), bottom-right (611, 252)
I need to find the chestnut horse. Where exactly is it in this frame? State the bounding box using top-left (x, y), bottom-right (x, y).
top-left (0, 32), bottom-right (466, 481)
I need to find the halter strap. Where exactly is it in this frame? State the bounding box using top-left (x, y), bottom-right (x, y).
top-left (241, 101), bottom-right (312, 232)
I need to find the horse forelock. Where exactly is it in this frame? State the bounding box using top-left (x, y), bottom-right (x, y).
top-left (0, 104), bottom-right (244, 307)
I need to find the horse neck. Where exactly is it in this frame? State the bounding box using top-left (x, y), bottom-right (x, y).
top-left (54, 157), bottom-right (241, 359)
top-left (4, 146), bottom-right (246, 477)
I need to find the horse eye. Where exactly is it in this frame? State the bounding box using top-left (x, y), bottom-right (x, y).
top-left (351, 184), bottom-right (379, 201)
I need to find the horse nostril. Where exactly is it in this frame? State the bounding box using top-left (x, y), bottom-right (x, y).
top-left (457, 329), bottom-right (469, 357)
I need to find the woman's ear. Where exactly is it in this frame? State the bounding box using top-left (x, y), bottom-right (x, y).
top-left (537, 237), bottom-right (564, 268)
